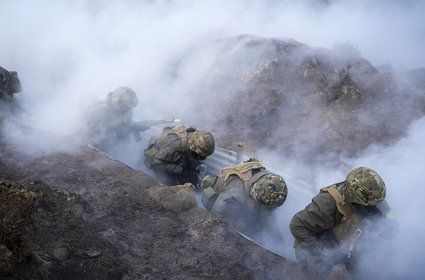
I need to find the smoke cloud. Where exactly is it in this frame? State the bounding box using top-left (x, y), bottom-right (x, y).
top-left (348, 117), bottom-right (425, 279)
top-left (257, 116), bottom-right (425, 278)
top-left (1, 0), bottom-right (424, 278)
top-left (1, 0), bottom-right (424, 136)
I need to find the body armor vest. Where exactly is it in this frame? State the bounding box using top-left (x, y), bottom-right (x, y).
top-left (215, 162), bottom-right (266, 194)
top-left (162, 125), bottom-right (195, 152)
top-left (144, 125), bottom-right (195, 167)
top-left (321, 184), bottom-right (361, 245)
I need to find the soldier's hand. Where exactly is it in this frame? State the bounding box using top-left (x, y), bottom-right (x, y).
top-left (183, 182), bottom-right (195, 190)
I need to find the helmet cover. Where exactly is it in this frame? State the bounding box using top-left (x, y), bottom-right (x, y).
top-left (188, 130), bottom-right (215, 158)
top-left (250, 173), bottom-right (288, 208)
top-left (345, 167), bottom-right (386, 206)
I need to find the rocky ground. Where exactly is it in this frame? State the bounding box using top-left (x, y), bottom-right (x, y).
top-left (0, 140), bottom-right (312, 279)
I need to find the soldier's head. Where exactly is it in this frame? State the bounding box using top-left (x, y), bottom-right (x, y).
top-left (250, 172), bottom-right (288, 209)
top-left (187, 129), bottom-right (215, 160)
top-left (108, 87), bottom-right (138, 112)
top-left (345, 167), bottom-right (386, 206)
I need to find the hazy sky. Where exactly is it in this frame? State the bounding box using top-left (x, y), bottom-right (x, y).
top-left (1, 0), bottom-right (425, 277)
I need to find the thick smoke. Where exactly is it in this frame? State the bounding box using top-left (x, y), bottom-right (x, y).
top-left (346, 117), bottom-right (425, 279)
top-left (257, 117), bottom-right (425, 277)
top-left (1, 0), bottom-right (425, 278)
top-left (1, 0), bottom-right (424, 138)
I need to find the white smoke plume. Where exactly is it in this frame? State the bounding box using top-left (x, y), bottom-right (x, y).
top-left (1, 0), bottom-right (425, 278)
top-left (1, 0), bottom-right (423, 136)
top-left (348, 117), bottom-right (425, 279)
top-left (257, 117), bottom-right (425, 278)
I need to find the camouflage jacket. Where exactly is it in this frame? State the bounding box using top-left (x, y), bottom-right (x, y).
top-left (150, 132), bottom-right (190, 174)
top-left (209, 175), bottom-right (273, 236)
top-left (85, 101), bottom-right (133, 148)
top-left (290, 183), bottom-right (393, 249)
top-left (146, 126), bottom-right (202, 186)
top-left (290, 182), bottom-right (395, 275)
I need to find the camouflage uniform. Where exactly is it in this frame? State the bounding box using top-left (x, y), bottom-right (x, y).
top-left (144, 125), bottom-right (215, 186)
top-left (201, 161), bottom-right (287, 237)
top-left (85, 87), bottom-right (137, 151)
top-left (290, 167), bottom-right (395, 278)
top-left (0, 66), bottom-right (22, 115)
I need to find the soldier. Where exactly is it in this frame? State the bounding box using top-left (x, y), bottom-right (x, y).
top-left (0, 66), bottom-right (23, 115)
top-left (85, 86), bottom-right (138, 151)
top-left (290, 167), bottom-right (396, 279)
top-left (144, 125), bottom-right (215, 186)
top-left (201, 159), bottom-right (288, 238)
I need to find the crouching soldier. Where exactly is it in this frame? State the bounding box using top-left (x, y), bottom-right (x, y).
top-left (85, 86), bottom-right (138, 151)
top-left (144, 125), bottom-right (215, 186)
top-left (290, 167), bottom-right (397, 279)
top-left (201, 159), bottom-right (288, 238)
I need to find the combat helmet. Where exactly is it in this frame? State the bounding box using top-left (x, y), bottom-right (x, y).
top-left (249, 172), bottom-right (288, 209)
top-left (345, 167), bottom-right (386, 206)
top-left (187, 130), bottom-right (215, 159)
top-left (109, 87), bottom-right (138, 111)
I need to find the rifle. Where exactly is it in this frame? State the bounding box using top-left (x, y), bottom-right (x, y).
top-left (131, 118), bottom-right (180, 142)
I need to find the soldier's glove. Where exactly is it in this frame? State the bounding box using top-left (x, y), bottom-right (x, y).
top-left (200, 175), bottom-right (217, 190)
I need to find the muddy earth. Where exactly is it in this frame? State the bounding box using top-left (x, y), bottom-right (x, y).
top-left (0, 140), bottom-right (313, 280)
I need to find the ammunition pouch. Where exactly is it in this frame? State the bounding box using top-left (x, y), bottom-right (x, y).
top-left (201, 186), bottom-right (219, 211)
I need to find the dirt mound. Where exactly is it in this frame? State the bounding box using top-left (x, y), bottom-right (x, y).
top-left (0, 143), bottom-right (312, 279)
top-left (183, 35), bottom-right (425, 163)
top-left (0, 180), bottom-right (124, 280)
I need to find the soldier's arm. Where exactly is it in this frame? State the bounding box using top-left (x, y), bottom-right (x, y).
top-left (86, 105), bottom-right (108, 132)
top-left (364, 200), bottom-right (398, 239)
top-left (290, 193), bottom-right (338, 249)
top-left (210, 177), bottom-right (247, 220)
top-left (152, 134), bottom-right (185, 174)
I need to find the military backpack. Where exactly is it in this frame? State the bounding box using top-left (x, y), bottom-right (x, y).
top-left (143, 125), bottom-right (194, 167)
top-left (201, 161), bottom-right (266, 211)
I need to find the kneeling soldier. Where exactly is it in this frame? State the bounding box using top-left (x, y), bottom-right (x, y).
top-left (201, 159), bottom-right (288, 237)
top-left (144, 125), bottom-right (215, 186)
top-left (290, 167), bottom-right (396, 279)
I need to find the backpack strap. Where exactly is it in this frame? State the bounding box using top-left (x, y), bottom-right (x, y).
top-left (163, 125), bottom-right (195, 151)
top-left (215, 162), bottom-right (265, 193)
top-left (321, 184), bottom-right (354, 218)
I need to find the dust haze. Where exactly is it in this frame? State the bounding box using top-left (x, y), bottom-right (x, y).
top-left (1, 0), bottom-right (424, 278)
